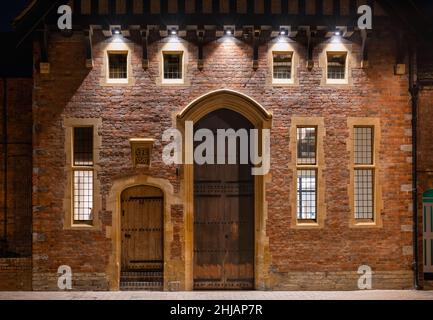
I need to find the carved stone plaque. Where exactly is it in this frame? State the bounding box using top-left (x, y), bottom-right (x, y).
top-left (129, 138), bottom-right (155, 168)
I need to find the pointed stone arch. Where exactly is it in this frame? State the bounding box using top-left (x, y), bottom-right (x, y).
top-left (178, 89), bottom-right (272, 125)
top-left (177, 89), bottom-right (272, 290)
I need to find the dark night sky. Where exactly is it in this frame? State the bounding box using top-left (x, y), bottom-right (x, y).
top-left (2, 0), bottom-right (433, 32)
top-left (1, 1), bottom-right (34, 77)
top-left (1, 0), bottom-right (30, 32)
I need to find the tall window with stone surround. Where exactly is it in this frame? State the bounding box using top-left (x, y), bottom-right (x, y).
top-left (73, 127), bottom-right (94, 224)
top-left (296, 127), bottom-right (317, 220)
top-left (353, 126), bottom-right (374, 220)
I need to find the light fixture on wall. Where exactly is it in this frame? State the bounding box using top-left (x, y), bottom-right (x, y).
top-left (277, 26), bottom-right (290, 38)
top-left (334, 30), bottom-right (341, 36)
top-left (167, 25), bottom-right (179, 37)
top-left (103, 25), bottom-right (129, 37)
top-left (224, 25), bottom-right (235, 36)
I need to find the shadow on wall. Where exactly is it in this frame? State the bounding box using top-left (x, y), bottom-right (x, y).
top-left (0, 78), bottom-right (33, 259)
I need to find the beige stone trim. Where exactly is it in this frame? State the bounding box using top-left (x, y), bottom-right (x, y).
top-left (177, 89), bottom-right (272, 290)
top-left (347, 117), bottom-right (383, 228)
top-left (289, 117), bottom-right (326, 229)
top-left (267, 39), bottom-right (300, 86)
top-left (106, 175), bottom-right (181, 291)
top-left (177, 89), bottom-right (272, 121)
top-left (63, 118), bottom-right (102, 230)
top-left (100, 39), bottom-right (135, 87)
top-left (157, 38), bottom-right (190, 86)
top-left (318, 40), bottom-right (354, 87)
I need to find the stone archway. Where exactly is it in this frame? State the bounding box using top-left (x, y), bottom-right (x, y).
top-left (106, 175), bottom-right (177, 291)
top-left (177, 89), bottom-right (273, 290)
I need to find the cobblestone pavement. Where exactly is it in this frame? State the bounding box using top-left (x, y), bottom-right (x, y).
top-left (0, 290), bottom-right (433, 300)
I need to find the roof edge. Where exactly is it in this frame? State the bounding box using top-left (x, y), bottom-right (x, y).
top-left (13, 0), bottom-right (38, 25)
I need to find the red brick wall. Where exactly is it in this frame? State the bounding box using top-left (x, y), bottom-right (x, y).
top-left (32, 28), bottom-right (413, 290)
top-left (0, 258), bottom-right (32, 290)
top-left (418, 87), bottom-right (433, 174)
top-left (0, 78), bottom-right (33, 258)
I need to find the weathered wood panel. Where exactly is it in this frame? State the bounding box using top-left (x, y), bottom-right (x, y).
top-left (193, 109), bottom-right (254, 290)
top-left (121, 186), bottom-right (164, 272)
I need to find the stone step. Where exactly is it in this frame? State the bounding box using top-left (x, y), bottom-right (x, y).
top-left (120, 270), bottom-right (163, 288)
top-left (120, 271), bottom-right (163, 283)
top-left (121, 271), bottom-right (163, 277)
top-left (120, 281), bottom-right (163, 291)
top-left (121, 277), bottom-right (163, 282)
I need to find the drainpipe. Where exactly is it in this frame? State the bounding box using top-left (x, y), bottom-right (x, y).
top-left (409, 45), bottom-right (420, 290)
top-left (1, 77), bottom-right (7, 256)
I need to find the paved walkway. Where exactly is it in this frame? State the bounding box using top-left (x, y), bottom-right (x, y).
top-left (0, 290), bottom-right (433, 300)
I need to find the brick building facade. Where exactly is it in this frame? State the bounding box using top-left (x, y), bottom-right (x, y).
top-left (1, 0), bottom-right (432, 291)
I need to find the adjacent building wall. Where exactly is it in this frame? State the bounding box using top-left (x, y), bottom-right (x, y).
top-left (0, 78), bottom-right (33, 290)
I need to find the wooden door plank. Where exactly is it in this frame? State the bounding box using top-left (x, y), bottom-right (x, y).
top-left (121, 186), bottom-right (163, 272)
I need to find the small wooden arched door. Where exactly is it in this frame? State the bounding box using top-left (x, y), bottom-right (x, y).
top-left (120, 185), bottom-right (163, 290)
top-left (193, 109), bottom-right (255, 290)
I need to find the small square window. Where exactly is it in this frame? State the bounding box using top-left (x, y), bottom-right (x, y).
top-left (273, 52), bottom-right (293, 83)
top-left (108, 52), bottom-right (128, 80)
top-left (327, 52), bottom-right (347, 81)
top-left (163, 52), bottom-right (183, 81)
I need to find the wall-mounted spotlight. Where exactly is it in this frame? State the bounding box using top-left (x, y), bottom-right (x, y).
top-left (167, 25), bottom-right (179, 37)
top-left (103, 26), bottom-right (129, 38)
top-left (325, 27), bottom-right (344, 39)
top-left (112, 27), bottom-right (121, 36)
top-left (277, 26), bottom-right (290, 37)
top-left (224, 25), bottom-right (235, 36)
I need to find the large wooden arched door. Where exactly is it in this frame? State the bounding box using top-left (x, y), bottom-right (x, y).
top-left (193, 109), bottom-right (255, 290)
top-left (120, 185), bottom-right (163, 290)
